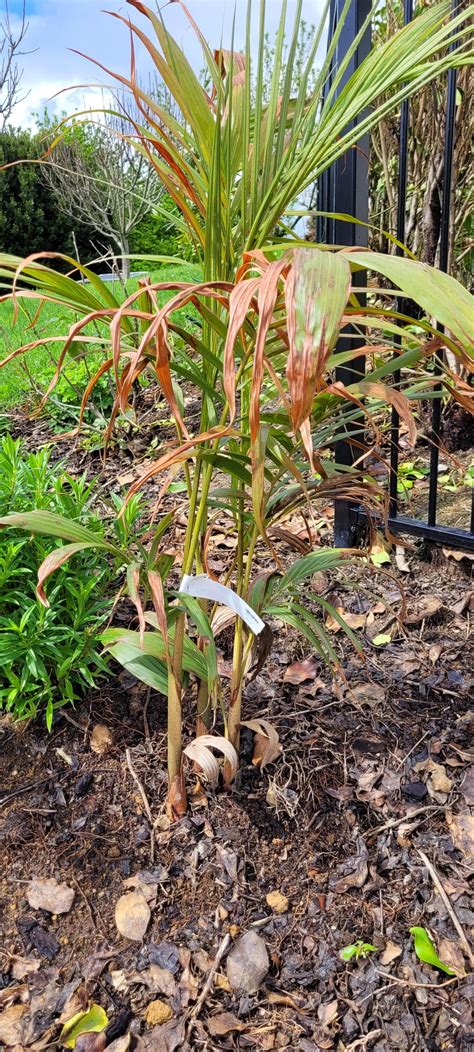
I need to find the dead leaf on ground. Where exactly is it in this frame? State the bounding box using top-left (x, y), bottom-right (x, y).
top-left (74, 1034), bottom-right (107, 1052)
top-left (318, 999), bottom-right (339, 1027)
top-left (393, 653), bottom-right (420, 675)
top-left (90, 724), bottom-right (114, 755)
top-left (115, 893), bottom-right (151, 942)
top-left (27, 877), bottom-right (75, 915)
top-left (283, 657), bottom-right (319, 684)
top-left (240, 718), bottom-right (281, 768)
top-left (349, 681), bottom-right (385, 708)
top-left (9, 954), bottom-right (41, 980)
top-left (207, 1012), bottom-right (245, 1037)
top-left (330, 841), bottom-right (368, 893)
top-left (136, 1018), bottom-right (185, 1051)
top-left (446, 812), bottom-right (474, 859)
top-left (443, 548), bottom-right (474, 564)
top-left (450, 591), bottom-right (474, 616)
top-left (460, 766), bottom-right (474, 806)
top-left (379, 941), bottom-right (402, 966)
top-left (214, 972), bottom-right (231, 992)
top-left (123, 867), bottom-right (169, 907)
top-left (395, 546), bottom-right (411, 573)
top-left (266, 991), bottom-right (303, 1008)
top-left (16, 915), bottom-right (60, 961)
top-left (106, 1038), bottom-right (131, 1052)
top-left (413, 758), bottom-right (453, 800)
top-left (129, 965), bottom-right (177, 998)
top-left (110, 970), bottom-right (129, 994)
top-left (405, 596), bottom-right (443, 624)
top-left (0, 983), bottom-right (29, 1008)
top-left (183, 735), bottom-right (238, 786)
top-left (437, 938), bottom-right (466, 977)
top-left (326, 607), bottom-right (366, 632)
top-left (226, 931), bottom-right (269, 995)
top-left (429, 643), bottom-right (443, 664)
top-left (0, 1003), bottom-right (27, 1046)
top-left (300, 676), bottom-right (326, 697)
top-left (58, 986), bottom-right (89, 1024)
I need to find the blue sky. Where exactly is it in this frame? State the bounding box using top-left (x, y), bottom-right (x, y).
top-left (8, 0), bottom-right (325, 127)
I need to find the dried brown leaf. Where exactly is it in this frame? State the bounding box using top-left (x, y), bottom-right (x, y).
top-left (183, 735), bottom-right (238, 787)
top-left (443, 548), bottom-right (474, 563)
top-left (115, 893), bottom-right (151, 942)
top-left (429, 643), bottom-right (443, 664)
top-left (10, 955), bottom-right (41, 981)
top-left (395, 546), bottom-right (411, 573)
top-left (27, 878), bottom-right (75, 915)
top-left (405, 596), bottom-right (442, 624)
top-left (207, 1012), bottom-right (245, 1037)
top-left (0, 1003), bottom-right (27, 1046)
top-left (460, 766), bottom-right (474, 806)
top-left (283, 657), bottom-right (319, 684)
top-left (437, 938), bottom-right (466, 978)
top-left (446, 812), bottom-right (474, 859)
top-left (379, 941), bottom-right (402, 966)
top-left (317, 999), bottom-right (339, 1027)
top-left (240, 718), bottom-right (281, 768)
top-left (350, 681), bottom-right (385, 708)
top-left (90, 724), bottom-right (114, 755)
top-left (130, 966), bottom-right (176, 998)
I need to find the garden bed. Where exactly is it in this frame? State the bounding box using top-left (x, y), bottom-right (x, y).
top-left (1, 428), bottom-right (472, 1050)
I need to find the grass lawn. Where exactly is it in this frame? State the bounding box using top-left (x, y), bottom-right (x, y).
top-left (0, 262), bottom-right (201, 413)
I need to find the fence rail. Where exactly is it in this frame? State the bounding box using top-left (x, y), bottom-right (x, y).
top-left (319, 0), bottom-right (474, 552)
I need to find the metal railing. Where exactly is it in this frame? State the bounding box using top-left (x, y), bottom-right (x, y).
top-left (318, 0), bottom-right (474, 551)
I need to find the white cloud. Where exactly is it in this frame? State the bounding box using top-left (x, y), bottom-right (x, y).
top-left (10, 0), bottom-right (325, 128)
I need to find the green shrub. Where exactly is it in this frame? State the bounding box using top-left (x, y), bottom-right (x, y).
top-left (0, 435), bottom-right (114, 727)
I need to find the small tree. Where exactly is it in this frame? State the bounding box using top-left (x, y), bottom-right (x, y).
top-left (40, 95), bottom-right (164, 279)
top-left (1, 0), bottom-right (28, 129)
top-left (0, 126), bottom-right (96, 260)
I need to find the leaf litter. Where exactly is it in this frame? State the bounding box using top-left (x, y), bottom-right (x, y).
top-left (0, 446), bottom-right (473, 1049)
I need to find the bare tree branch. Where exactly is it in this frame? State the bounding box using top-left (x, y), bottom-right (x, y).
top-left (40, 88), bottom-right (166, 279)
top-left (0, 0), bottom-right (29, 129)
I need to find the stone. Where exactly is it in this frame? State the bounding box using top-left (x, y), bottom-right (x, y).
top-left (226, 931), bottom-right (269, 995)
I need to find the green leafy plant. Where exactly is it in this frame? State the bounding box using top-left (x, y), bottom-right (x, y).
top-left (409, 926), bottom-right (456, 976)
top-left (340, 940), bottom-right (378, 962)
top-left (0, 0), bottom-right (472, 814)
top-left (0, 435), bottom-right (152, 727)
top-left (397, 460), bottom-right (429, 501)
top-left (0, 436), bottom-right (115, 725)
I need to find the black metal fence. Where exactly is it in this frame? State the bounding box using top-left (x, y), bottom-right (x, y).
top-left (319, 0), bottom-right (474, 552)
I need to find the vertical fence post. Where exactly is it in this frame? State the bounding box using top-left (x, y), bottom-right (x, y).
top-left (389, 0), bottom-right (413, 520)
top-left (318, 0), bottom-right (371, 546)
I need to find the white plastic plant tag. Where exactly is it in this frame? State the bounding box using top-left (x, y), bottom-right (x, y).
top-left (179, 574), bottom-right (265, 635)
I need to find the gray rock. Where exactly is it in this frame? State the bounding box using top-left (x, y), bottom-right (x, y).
top-left (226, 931), bottom-right (269, 995)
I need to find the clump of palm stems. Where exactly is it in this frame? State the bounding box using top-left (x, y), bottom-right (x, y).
top-left (0, 0), bottom-right (473, 816)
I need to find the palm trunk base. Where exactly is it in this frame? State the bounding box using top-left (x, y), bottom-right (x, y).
top-left (167, 771), bottom-right (187, 820)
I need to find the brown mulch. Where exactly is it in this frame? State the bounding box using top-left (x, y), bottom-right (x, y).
top-left (0, 407), bottom-right (473, 1051)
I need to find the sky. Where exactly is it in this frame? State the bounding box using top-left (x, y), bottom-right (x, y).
top-left (6, 0), bottom-right (325, 128)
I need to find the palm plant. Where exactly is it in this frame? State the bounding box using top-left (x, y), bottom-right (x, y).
top-left (0, 0), bottom-right (473, 815)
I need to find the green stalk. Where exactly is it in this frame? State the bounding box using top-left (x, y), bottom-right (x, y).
top-left (226, 486), bottom-right (245, 774)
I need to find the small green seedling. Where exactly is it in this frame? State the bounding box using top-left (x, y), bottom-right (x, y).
top-left (340, 940), bottom-right (378, 962)
top-left (409, 926), bottom-right (456, 976)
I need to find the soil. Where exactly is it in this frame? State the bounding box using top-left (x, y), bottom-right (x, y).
top-left (0, 403), bottom-right (473, 1051)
